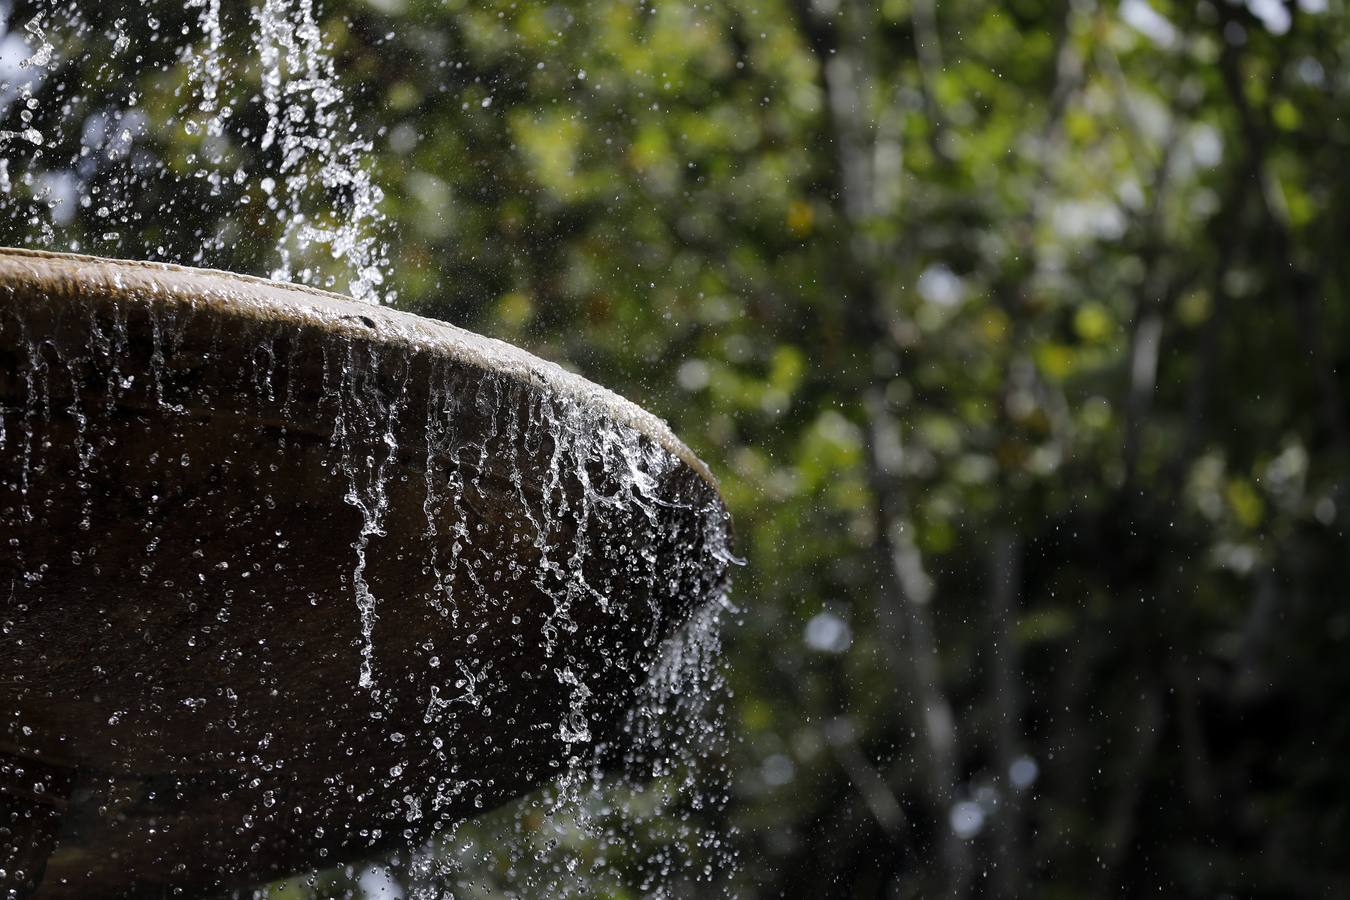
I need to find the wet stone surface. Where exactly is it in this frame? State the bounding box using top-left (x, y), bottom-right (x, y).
top-left (0, 250), bottom-right (733, 898)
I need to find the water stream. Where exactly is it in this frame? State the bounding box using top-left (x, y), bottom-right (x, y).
top-left (0, 0), bottom-right (390, 302)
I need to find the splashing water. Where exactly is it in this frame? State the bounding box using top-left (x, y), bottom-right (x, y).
top-left (0, 2), bottom-right (391, 302)
top-left (0, 279), bottom-right (739, 895)
top-left (253, 0), bottom-right (390, 302)
top-left (0, 17), bottom-right (51, 148)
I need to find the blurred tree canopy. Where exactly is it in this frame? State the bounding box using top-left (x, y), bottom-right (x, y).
top-left (4, 0), bottom-right (1350, 896)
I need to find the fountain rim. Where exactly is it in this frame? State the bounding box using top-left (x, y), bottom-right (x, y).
top-left (0, 246), bottom-right (721, 495)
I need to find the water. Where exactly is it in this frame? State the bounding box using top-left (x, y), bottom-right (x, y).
top-left (252, 0), bottom-right (390, 303)
top-left (0, 282), bottom-right (737, 895)
top-left (0, 4), bottom-right (738, 896)
top-left (0, 1), bottom-right (391, 302)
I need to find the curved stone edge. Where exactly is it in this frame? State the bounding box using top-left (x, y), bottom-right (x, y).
top-left (0, 246), bottom-right (721, 495)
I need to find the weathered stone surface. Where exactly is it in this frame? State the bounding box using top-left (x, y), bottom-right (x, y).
top-left (0, 249), bottom-right (730, 898)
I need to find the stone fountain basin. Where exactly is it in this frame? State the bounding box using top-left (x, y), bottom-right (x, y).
top-left (0, 249), bottom-right (730, 898)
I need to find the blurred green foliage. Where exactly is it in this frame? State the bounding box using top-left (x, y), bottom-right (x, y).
top-left (5, 0), bottom-right (1350, 896)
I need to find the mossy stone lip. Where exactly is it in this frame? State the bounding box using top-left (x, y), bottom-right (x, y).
top-left (0, 247), bottom-right (719, 491)
top-left (0, 248), bottom-right (731, 898)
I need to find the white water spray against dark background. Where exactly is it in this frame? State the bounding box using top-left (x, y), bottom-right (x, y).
top-left (0, 0), bottom-right (391, 302)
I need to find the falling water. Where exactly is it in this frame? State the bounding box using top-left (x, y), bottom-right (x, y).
top-left (0, 279), bottom-right (738, 895)
top-left (0, 17), bottom-right (50, 151)
top-left (253, 0), bottom-right (389, 302)
top-left (0, 3), bottom-right (739, 896)
top-left (0, 1), bottom-right (391, 302)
